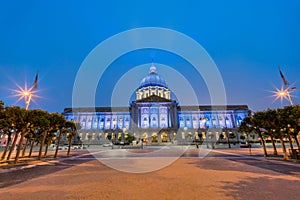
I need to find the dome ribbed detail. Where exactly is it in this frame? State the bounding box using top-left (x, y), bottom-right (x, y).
top-left (138, 65), bottom-right (168, 89)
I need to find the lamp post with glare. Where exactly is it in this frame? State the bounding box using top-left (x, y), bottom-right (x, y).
top-left (13, 84), bottom-right (38, 110)
top-left (273, 87), bottom-right (295, 106)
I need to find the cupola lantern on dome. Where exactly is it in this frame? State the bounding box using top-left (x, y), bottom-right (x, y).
top-left (149, 65), bottom-right (157, 74)
top-left (136, 64), bottom-right (171, 100)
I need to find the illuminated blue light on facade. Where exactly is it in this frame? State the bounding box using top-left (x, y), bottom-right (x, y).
top-left (63, 65), bottom-right (250, 143)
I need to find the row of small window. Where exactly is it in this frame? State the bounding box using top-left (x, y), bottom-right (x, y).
top-left (141, 107), bottom-right (168, 114)
top-left (79, 121), bottom-right (130, 130)
top-left (67, 115), bottom-right (130, 123)
top-left (179, 116), bottom-right (231, 122)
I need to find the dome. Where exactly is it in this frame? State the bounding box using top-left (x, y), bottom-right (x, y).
top-left (138, 65), bottom-right (168, 89)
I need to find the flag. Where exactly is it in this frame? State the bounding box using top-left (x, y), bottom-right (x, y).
top-left (32, 72), bottom-right (38, 90)
top-left (279, 67), bottom-right (288, 86)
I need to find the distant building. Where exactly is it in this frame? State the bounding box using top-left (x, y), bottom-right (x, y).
top-left (63, 65), bottom-right (250, 144)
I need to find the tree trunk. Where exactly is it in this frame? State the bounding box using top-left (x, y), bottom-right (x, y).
top-left (28, 138), bottom-right (37, 158)
top-left (258, 131), bottom-right (268, 157)
top-left (225, 130), bottom-right (231, 148)
top-left (14, 128), bottom-right (27, 164)
top-left (1, 134), bottom-right (11, 160)
top-left (270, 135), bottom-right (278, 155)
top-left (7, 132), bottom-right (19, 161)
top-left (44, 140), bottom-right (50, 157)
top-left (280, 137), bottom-right (289, 160)
top-left (294, 134), bottom-right (300, 149)
top-left (54, 130), bottom-right (63, 158)
top-left (287, 132), bottom-right (294, 151)
top-left (247, 133), bottom-right (252, 156)
top-left (21, 138), bottom-right (30, 157)
top-left (67, 136), bottom-right (72, 156)
top-left (38, 131), bottom-right (47, 160)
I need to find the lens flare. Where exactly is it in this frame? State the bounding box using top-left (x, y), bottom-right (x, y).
top-left (9, 82), bottom-right (40, 109)
top-left (271, 86), bottom-right (294, 105)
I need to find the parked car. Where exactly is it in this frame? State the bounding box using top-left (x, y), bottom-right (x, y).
top-left (77, 145), bottom-right (87, 149)
top-left (71, 145), bottom-right (80, 150)
top-left (240, 141), bottom-right (251, 148)
top-left (53, 145), bottom-right (68, 150)
top-left (103, 143), bottom-right (113, 147)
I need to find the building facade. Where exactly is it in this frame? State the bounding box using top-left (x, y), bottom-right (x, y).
top-left (63, 65), bottom-right (250, 144)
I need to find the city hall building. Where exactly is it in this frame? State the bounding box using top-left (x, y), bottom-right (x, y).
top-left (63, 65), bottom-right (250, 144)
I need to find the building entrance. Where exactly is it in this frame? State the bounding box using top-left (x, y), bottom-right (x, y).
top-left (151, 133), bottom-right (158, 143)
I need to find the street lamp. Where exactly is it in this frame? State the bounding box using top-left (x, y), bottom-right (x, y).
top-left (272, 86), bottom-right (295, 106)
top-left (18, 88), bottom-right (34, 110)
top-left (12, 79), bottom-right (39, 110)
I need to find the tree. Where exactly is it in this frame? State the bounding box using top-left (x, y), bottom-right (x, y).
top-left (277, 106), bottom-right (300, 159)
top-left (292, 105), bottom-right (300, 149)
top-left (44, 131), bottom-right (55, 157)
top-left (53, 113), bottom-right (67, 158)
top-left (21, 132), bottom-right (32, 157)
top-left (3, 106), bottom-right (29, 164)
top-left (279, 105), bottom-right (300, 149)
top-left (243, 106), bottom-right (300, 160)
top-left (262, 109), bottom-right (278, 155)
top-left (44, 113), bottom-right (65, 157)
top-left (125, 133), bottom-right (136, 144)
top-left (65, 120), bottom-right (80, 156)
top-left (0, 105), bottom-right (81, 165)
top-left (26, 109), bottom-right (51, 160)
top-left (0, 104), bottom-right (15, 160)
top-left (0, 100), bottom-right (4, 110)
top-left (106, 133), bottom-right (112, 141)
top-left (251, 111), bottom-right (268, 157)
top-left (76, 135), bottom-right (81, 146)
top-left (222, 127), bottom-right (231, 148)
top-left (28, 128), bottom-right (41, 158)
top-left (238, 116), bottom-right (254, 155)
top-left (219, 133), bottom-right (224, 140)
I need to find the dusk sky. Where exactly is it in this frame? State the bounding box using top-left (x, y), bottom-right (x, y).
top-left (0, 0), bottom-right (299, 113)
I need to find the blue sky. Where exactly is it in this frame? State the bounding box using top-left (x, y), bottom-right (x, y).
top-left (0, 0), bottom-right (299, 112)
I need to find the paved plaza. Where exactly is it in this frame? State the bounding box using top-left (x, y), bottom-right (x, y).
top-left (0, 146), bottom-right (300, 200)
